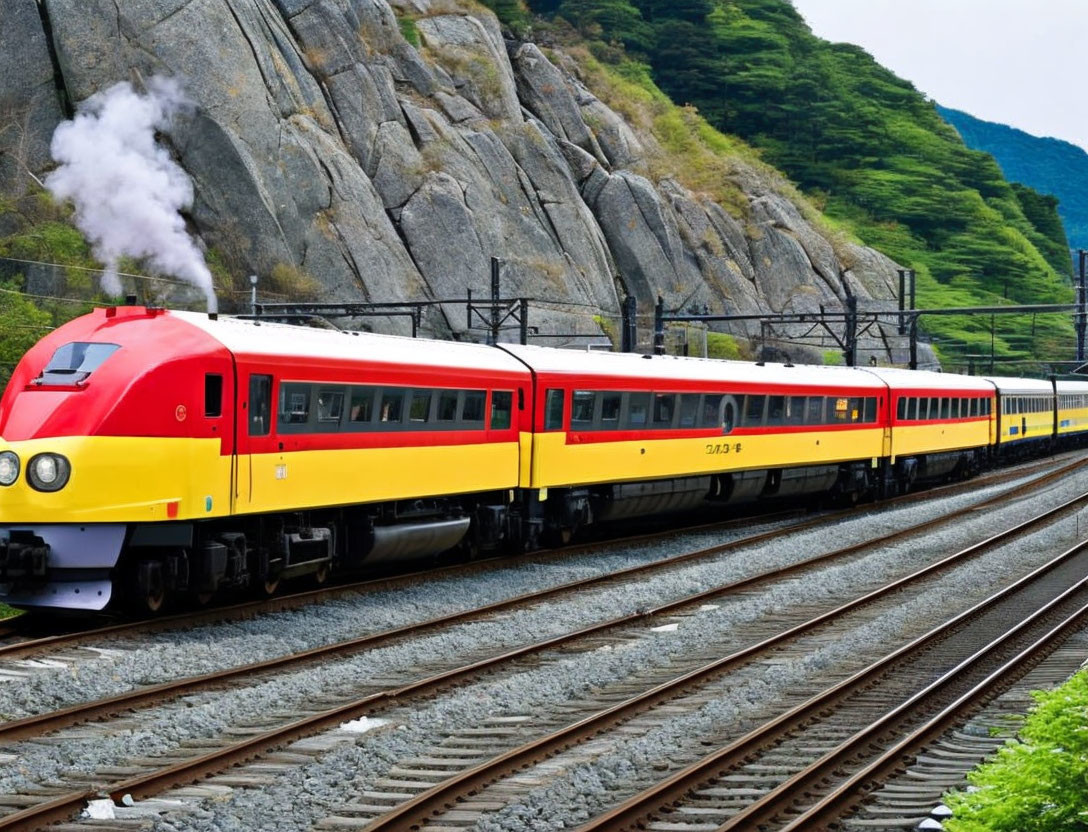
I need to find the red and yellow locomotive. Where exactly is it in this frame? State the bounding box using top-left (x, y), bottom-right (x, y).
top-left (0, 305), bottom-right (1083, 613)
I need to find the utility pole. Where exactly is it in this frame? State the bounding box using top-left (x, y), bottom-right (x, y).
top-left (654, 295), bottom-right (665, 355)
top-left (844, 294), bottom-right (858, 367)
top-left (1078, 250), bottom-right (1087, 363)
top-left (621, 295), bottom-right (637, 353)
top-left (489, 257), bottom-right (501, 345)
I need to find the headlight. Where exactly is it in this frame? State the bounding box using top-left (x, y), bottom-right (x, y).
top-left (27, 453), bottom-right (70, 492)
top-left (0, 453), bottom-right (18, 487)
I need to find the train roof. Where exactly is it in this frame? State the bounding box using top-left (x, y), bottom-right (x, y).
top-left (1056, 379), bottom-right (1088, 393)
top-left (860, 366), bottom-right (995, 393)
top-left (982, 376), bottom-right (1055, 394)
top-left (498, 343), bottom-right (886, 389)
top-left (173, 312), bottom-right (529, 376)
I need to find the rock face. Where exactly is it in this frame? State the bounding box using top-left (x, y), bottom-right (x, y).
top-left (0, 0), bottom-right (914, 362)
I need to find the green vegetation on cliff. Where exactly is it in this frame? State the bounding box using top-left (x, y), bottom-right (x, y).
top-left (520, 0), bottom-right (1075, 368)
top-left (940, 105), bottom-right (1088, 252)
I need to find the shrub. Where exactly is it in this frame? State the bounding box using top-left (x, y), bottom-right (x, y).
top-left (944, 670), bottom-right (1088, 832)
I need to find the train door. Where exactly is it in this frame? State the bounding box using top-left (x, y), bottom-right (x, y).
top-left (235, 372), bottom-right (273, 510)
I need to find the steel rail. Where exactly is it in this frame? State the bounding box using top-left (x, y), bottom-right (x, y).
top-left (0, 470), bottom-right (1083, 830)
top-left (0, 453), bottom-right (1071, 665)
top-left (579, 543), bottom-right (1088, 832)
top-left (779, 597), bottom-right (1088, 831)
top-left (1, 454), bottom-right (1078, 747)
top-left (359, 491), bottom-right (1088, 831)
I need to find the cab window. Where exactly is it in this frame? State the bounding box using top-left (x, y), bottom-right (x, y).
top-left (35, 342), bottom-right (120, 386)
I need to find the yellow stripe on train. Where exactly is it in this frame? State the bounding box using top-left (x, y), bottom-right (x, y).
top-left (890, 420), bottom-right (991, 457)
top-left (0, 436), bottom-right (231, 524)
top-left (241, 441), bottom-right (521, 515)
top-left (529, 428), bottom-right (886, 489)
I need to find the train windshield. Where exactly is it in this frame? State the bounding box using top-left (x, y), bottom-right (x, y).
top-left (34, 342), bottom-right (120, 386)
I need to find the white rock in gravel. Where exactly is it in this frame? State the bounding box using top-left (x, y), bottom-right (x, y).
top-left (83, 799), bottom-right (116, 819)
top-left (340, 717), bottom-right (391, 734)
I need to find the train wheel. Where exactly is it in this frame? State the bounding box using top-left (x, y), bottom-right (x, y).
top-left (259, 574), bottom-right (281, 597)
top-left (192, 589), bottom-right (215, 607)
top-left (127, 560), bottom-right (168, 616)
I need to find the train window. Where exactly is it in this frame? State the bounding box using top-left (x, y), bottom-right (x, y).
top-left (652, 394), bottom-right (676, 428)
top-left (279, 382), bottom-right (311, 425)
top-left (601, 392), bottom-right (622, 428)
top-left (678, 394), bottom-right (700, 428)
top-left (544, 389), bottom-right (564, 430)
top-left (831, 397), bottom-right (849, 421)
top-left (984, 398), bottom-right (991, 416)
top-left (786, 396), bottom-right (805, 425)
top-left (349, 387), bottom-right (375, 423)
top-left (863, 397), bottom-right (877, 423)
top-left (968, 399), bottom-right (977, 417)
top-left (316, 388), bottom-right (344, 424)
top-left (491, 391), bottom-right (513, 430)
top-left (627, 393), bottom-right (651, 427)
top-left (896, 398), bottom-right (906, 420)
top-left (805, 396), bottom-right (824, 424)
top-left (722, 396), bottom-right (737, 434)
top-left (928, 398), bottom-right (938, 420)
top-left (205, 374), bottom-right (223, 418)
top-left (765, 396), bottom-right (786, 426)
top-left (35, 341), bottom-right (120, 386)
top-left (409, 391), bottom-right (432, 423)
top-left (571, 391), bottom-right (596, 428)
top-left (436, 391), bottom-right (459, 422)
top-left (700, 394), bottom-right (724, 428)
top-left (249, 374), bottom-right (272, 436)
top-left (744, 395), bottom-right (766, 426)
top-left (462, 390), bottom-right (486, 424)
top-left (845, 397), bottom-right (860, 422)
top-left (938, 398), bottom-right (948, 419)
top-left (379, 390), bottom-right (405, 423)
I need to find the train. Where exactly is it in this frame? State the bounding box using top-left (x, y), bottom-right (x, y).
top-left (0, 303), bottom-right (1086, 613)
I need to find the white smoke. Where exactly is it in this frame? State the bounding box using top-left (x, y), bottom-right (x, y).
top-left (46, 76), bottom-right (218, 313)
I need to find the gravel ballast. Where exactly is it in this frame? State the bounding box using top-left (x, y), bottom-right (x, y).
top-left (0, 467), bottom-right (1084, 830)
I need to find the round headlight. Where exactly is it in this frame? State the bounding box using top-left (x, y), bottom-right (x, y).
top-left (0, 452), bottom-right (18, 487)
top-left (27, 453), bottom-right (70, 492)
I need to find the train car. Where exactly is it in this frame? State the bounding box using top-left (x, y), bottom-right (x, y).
top-left (986, 376), bottom-right (1055, 453)
top-left (499, 345), bottom-right (889, 540)
top-left (0, 307), bottom-right (531, 612)
top-left (1055, 379), bottom-right (1088, 445)
top-left (868, 368), bottom-right (995, 488)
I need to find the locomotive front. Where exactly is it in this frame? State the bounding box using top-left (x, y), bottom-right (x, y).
top-left (0, 306), bottom-right (235, 611)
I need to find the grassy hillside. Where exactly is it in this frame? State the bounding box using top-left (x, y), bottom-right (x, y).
top-left (939, 105), bottom-right (1088, 253)
top-left (507, 0), bottom-right (1076, 370)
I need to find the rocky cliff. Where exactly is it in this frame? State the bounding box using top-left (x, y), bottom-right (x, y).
top-left (0, 0), bottom-right (914, 362)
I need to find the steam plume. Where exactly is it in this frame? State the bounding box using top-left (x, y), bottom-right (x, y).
top-left (46, 76), bottom-right (218, 312)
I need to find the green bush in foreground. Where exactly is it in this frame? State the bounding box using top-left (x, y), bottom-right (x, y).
top-left (945, 669), bottom-right (1088, 831)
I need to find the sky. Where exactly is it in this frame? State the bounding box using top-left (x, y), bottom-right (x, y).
top-left (789, 0), bottom-right (1088, 152)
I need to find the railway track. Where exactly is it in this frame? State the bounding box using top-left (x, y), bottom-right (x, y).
top-left (581, 540), bottom-right (1088, 832)
top-left (839, 632), bottom-right (1088, 831)
top-left (0, 451), bottom-right (1072, 668)
top-left (0, 457), bottom-right (1083, 829)
top-left (0, 452), bottom-right (1080, 745)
